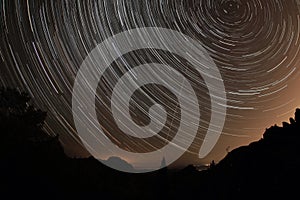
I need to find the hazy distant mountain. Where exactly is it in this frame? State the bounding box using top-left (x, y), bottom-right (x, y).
top-left (101, 156), bottom-right (135, 172)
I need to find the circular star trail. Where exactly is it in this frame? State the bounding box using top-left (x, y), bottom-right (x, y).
top-left (1, 0), bottom-right (300, 166)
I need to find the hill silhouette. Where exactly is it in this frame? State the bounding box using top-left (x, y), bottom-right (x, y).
top-left (1, 88), bottom-right (300, 199)
top-left (101, 156), bottom-right (135, 172)
top-left (193, 108), bottom-right (300, 199)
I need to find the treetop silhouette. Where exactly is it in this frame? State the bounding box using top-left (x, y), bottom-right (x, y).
top-left (0, 87), bottom-right (48, 143)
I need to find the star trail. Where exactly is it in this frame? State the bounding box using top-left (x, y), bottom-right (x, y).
top-left (1, 0), bottom-right (300, 167)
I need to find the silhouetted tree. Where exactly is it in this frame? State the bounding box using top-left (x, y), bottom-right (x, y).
top-left (0, 87), bottom-right (47, 142)
top-left (0, 88), bottom-right (70, 198)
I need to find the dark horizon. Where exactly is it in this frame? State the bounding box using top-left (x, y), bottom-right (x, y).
top-left (1, 1), bottom-right (300, 168)
top-left (1, 87), bottom-right (300, 199)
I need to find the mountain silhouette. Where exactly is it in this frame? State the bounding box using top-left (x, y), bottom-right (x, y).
top-left (187, 108), bottom-right (300, 199)
top-left (1, 88), bottom-right (300, 199)
top-left (101, 156), bottom-right (135, 172)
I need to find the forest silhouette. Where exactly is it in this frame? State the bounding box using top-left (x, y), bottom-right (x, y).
top-left (1, 88), bottom-right (300, 199)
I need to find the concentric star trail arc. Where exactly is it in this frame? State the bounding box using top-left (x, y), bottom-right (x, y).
top-left (1, 0), bottom-right (300, 166)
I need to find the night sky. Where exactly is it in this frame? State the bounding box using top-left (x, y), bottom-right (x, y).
top-left (1, 0), bottom-right (300, 169)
